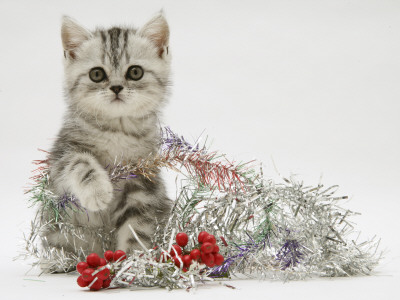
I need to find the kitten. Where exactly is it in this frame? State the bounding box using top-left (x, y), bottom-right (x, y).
top-left (44, 13), bottom-right (172, 263)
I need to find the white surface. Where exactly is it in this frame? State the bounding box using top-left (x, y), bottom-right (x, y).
top-left (1, 0), bottom-right (399, 299)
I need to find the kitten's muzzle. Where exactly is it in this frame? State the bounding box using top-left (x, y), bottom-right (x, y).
top-left (110, 85), bottom-right (124, 95)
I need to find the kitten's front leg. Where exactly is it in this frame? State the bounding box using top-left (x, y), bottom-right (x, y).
top-left (114, 195), bottom-right (155, 252)
top-left (113, 180), bottom-right (172, 252)
top-left (51, 152), bottom-right (113, 211)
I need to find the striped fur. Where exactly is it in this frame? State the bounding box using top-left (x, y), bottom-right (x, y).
top-left (44, 14), bottom-right (172, 261)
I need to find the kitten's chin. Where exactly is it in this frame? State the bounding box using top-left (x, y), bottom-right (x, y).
top-left (111, 97), bottom-right (124, 103)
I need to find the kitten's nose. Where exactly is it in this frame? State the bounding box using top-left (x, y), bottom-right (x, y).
top-left (110, 85), bottom-right (124, 95)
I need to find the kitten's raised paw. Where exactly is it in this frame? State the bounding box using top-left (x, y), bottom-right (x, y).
top-left (75, 172), bottom-right (114, 211)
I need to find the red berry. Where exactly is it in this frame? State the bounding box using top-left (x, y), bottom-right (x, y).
top-left (175, 232), bottom-right (189, 247)
top-left (82, 268), bottom-right (95, 282)
top-left (99, 258), bottom-right (107, 266)
top-left (89, 278), bottom-right (103, 291)
top-left (201, 252), bottom-right (215, 267)
top-left (212, 245), bottom-right (220, 254)
top-left (214, 253), bottom-right (224, 266)
top-left (203, 234), bottom-right (216, 245)
top-left (173, 255), bottom-right (184, 268)
top-left (182, 254), bottom-right (192, 267)
top-left (86, 253), bottom-right (100, 268)
top-left (95, 267), bottom-right (110, 280)
top-left (76, 261), bottom-right (89, 274)
top-left (102, 278), bottom-right (111, 288)
top-left (198, 231), bottom-right (209, 243)
top-left (113, 250), bottom-right (127, 262)
top-left (190, 249), bottom-right (201, 261)
top-left (200, 252), bottom-right (209, 262)
top-left (77, 276), bottom-right (88, 287)
top-left (201, 242), bottom-right (214, 254)
top-left (182, 267), bottom-right (188, 272)
top-left (170, 244), bottom-right (182, 257)
top-left (104, 250), bottom-right (114, 262)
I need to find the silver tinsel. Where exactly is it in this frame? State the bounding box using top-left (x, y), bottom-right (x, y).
top-left (20, 127), bottom-right (381, 289)
top-left (158, 174), bottom-right (381, 281)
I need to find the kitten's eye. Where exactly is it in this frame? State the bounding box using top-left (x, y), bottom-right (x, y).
top-left (89, 67), bottom-right (107, 83)
top-left (126, 65), bottom-right (144, 81)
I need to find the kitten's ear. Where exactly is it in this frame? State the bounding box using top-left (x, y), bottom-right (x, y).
top-left (138, 13), bottom-right (169, 58)
top-left (61, 16), bottom-right (92, 59)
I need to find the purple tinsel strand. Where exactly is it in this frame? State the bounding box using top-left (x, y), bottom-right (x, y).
top-left (57, 193), bottom-right (88, 220)
top-left (119, 173), bottom-right (138, 180)
top-left (161, 127), bottom-right (199, 152)
top-left (209, 235), bottom-right (267, 277)
top-left (276, 239), bottom-right (304, 270)
top-left (57, 194), bottom-right (81, 210)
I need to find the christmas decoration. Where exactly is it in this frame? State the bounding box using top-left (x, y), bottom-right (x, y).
top-left (75, 251), bottom-right (124, 291)
top-left (168, 231), bottom-right (224, 269)
top-left (175, 232), bottom-right (188, 247)
top-left (20, 127), bottom-right (381, 291)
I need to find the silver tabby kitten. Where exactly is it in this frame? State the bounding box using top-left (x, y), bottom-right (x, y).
top-left (45, 13), bottom-right (172, 259)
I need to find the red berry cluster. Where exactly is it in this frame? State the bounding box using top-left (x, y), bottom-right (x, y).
top-left (168, 231), bottom-right (224, 270)
top-left (76, 250), bottom-right (126, 291)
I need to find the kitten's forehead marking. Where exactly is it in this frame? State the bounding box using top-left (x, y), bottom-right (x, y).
top-left (97, 27), bottom-right (132, 69)
top-left (108, 27), bottom-right (121, 68)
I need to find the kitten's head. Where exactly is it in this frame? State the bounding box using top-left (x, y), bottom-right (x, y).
top-left (61, 14), bottom-right (170, 119)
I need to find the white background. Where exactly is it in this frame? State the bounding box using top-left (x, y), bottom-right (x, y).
top-left (0, 0), bottom-right (399, 299)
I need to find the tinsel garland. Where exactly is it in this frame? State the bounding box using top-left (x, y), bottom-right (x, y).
top-left (20, 127), bottom-right (381, 289)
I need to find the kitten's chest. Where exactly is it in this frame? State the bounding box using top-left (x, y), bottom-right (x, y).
top-left (92, 130), bottom-right (156, 165)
